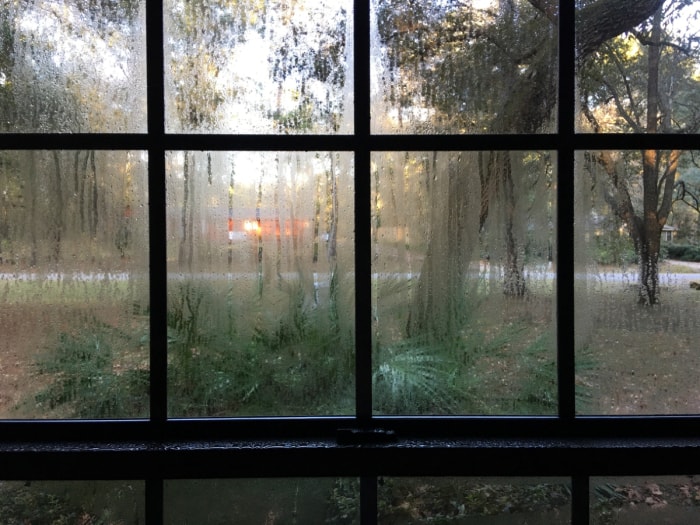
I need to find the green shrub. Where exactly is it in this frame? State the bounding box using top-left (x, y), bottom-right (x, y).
top-left (667, 243), bottom-right (700, 262)
top-left (167, 279), bottom-right (354, 416)
top-left (34, 319), bottom-right (149, 418)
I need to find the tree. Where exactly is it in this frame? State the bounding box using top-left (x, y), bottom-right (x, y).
top-left (580, 0), bottom-right (700, 304)
top-left (1, 0), bottom-right (146, 268)
top-left (374, 0), bottom-right (666, 339)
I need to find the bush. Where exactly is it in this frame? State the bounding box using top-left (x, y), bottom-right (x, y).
top-left (666, 244), bottom-right (700, 262)
top-left (34, 318), bottom-right (149, 418)
top-left (167, 279), bottom-right (355, 416)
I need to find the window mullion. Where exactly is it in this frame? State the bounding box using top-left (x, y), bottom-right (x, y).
top-left (557, 0), bottom-right (577, 423)
top-left (355, 0), bottom-right (373, 425)
top-left (146, 0), bottom-right (168, 429)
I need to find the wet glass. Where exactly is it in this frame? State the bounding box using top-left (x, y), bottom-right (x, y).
top-left (165, 151), bottom-right (354, 417)
top-left (372, 151), bottom-right (556, 415)
top-left (370, 0), bottom-right (558, 134)
top-left (577, 1), bottom-right (700, 134)
top-left (164, 478), bottom-right (358, 524)
top-left (164, 0), bottom-right (353, 134)
top-left (0, 480), bottom-right (144, 523)
top-left (0, 0), bottom-right (146, 133)
top-left (575, 150), bottom-right (700, 414)
top-left (0, 150), bottom-right (149, 419)
top-left (378, 477), bottom-right (571, 524)
top-left (591, 476), bottom-right (700, 524)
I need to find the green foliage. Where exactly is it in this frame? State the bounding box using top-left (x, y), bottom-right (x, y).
top-left (516, 331), bottom-right (557, 413)
top-left (167, 279), bottom-right (354, 416)
top-left (666, 243), bottom-right (700, 262)
top-left (373, 338), bottom-right (462, 414)
top-left (33, 317), bottom-right (149, 418)
top-left (593, 232), bottom-right (637, 266)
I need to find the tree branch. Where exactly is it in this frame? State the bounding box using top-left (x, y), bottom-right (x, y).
top-left (577, 0), bottom-right (665, 60)
top-left (630, 29), bottom-right (694, 57)
top-left (526, 0), bottom-right (558, 24)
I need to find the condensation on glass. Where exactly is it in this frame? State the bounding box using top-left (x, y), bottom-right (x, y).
top-left (0, 0), bottom-right (147, 133)
top-left (378, 477), bottom-right (571, 524)
top-left (372, 151), bottom-right (556, 415)
top-left (0, 150), bottom-right (149, 419)
top-left (164, 478), bottom-right (358, 524)
top-left (165, 151), bottom-right (354, 417)
top-left (576, 1), bottom-right (700, 134)
top-left (370, 0), bottom-right (558, 134)
top-left (0, 480), bottom-right (145, 523)
top-left (574, 150), bottom-right (700, 414)
top-left (164, 0), bottom-right (353, 134)
top-left (591, 476), bottom-right (700, 524)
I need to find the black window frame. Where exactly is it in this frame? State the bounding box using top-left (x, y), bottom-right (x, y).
top-left (3, 1), bottom-right (700, 524)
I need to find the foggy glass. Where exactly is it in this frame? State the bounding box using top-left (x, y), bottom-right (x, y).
top-left (164, 478), bottom-right (358, 524)
top-left (575, 150), bottom-right (700, 414)
top-left (0, 150), bottom-right (149, 419)
top-left (577, 1), bottom-right (700, 134)
top-left (0, 480), bottom-right (144, 523)
top-left (165, 151), bottom-right (354, 417)
top-left (164, 0), bottom-right (353, 134)
top-left (0, 0), bottom-right (147, 133)
top-left (591, 476), bottom-right (700, 524)
top-left (372, 151), bottom-right (556, 415)
top-left (378, 477), bottom-right (571, 524)
top-left (371, 0), bottom-right (558, 134)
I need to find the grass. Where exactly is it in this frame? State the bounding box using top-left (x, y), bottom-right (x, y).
top-left (14, 257), bottom-right (699, 419)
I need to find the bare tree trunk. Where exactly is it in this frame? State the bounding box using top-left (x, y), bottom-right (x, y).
top-left (178, 151), bottom-right (194, 272)
top-left (89, 150), bottom-right (98, 239)
top-left (51, 151), bottom-right (64, 265)
top-left (407, 153), bottom-right (476, 340)
top-left (27, 151), bottom-right (38, 267)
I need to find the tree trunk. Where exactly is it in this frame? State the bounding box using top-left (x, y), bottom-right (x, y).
top-left (51, 151), bottom-right (64, 265)
top-left (407, 153), bottom-right (476, 340)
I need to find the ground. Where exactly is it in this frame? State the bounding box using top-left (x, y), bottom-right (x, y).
top-left (1, 260), bottom-right (699, 418)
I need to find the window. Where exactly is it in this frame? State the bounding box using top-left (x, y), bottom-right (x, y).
top-left (2, 1), bottom-right (700, 523)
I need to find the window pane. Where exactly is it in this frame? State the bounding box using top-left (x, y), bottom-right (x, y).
top-left (371, 1), bottom-right (558, 134)
top-left (166, 151), bottom-right (354, 417)
top-left (164, 478), bottom-right (358, 524)
top-left (0, 151), bottom-right (149, 419)
top-left (379, 477), bottom-right (571, 524)
top-left (591, 476), bottom-right (700, 524)
top-left (0, 0), bottom-right (146, 133)
top-left (575, 150), bottom-right (700, 414)
top-left (164, 0), bottom-right (353, 134)
top-left (372, 151), bottom-right (556, 415)
top-left (577, 1), bottom-right (700, 133)
top-left (0, 480), bottom-right (144, 523)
